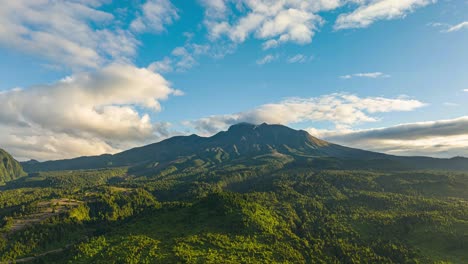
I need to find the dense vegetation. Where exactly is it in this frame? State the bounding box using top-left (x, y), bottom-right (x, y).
top-left (1, 124), bottom-right (467, 263)
top-left (0, 148), bottom-right (26, 184)
top-left (1, 162), bottom-right (467, 263)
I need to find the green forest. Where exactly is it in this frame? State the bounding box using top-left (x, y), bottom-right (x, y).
top-left (1, 124), bottom-right (467, 263)
top-left (1, 162), bottom-right (467, 263)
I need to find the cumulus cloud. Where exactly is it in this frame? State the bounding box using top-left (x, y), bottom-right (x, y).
top-left (200, 0), bottom-right (339, 48)
top-left (130, 0), bottom-right (179, 33)
top-left (0, 1), bottom-right (141, 69)
top-left (199, 0), bottom-right (433, 51)
top-left (0, 64), bottom-right (182, 160)
top-left (1, 129), bottom-right (119, 161)
top-left (335, 0), bottom-right (435, 30)
top-left (340, 72), bottom-right (390, 79)
top-left (0, 1), bottom-right (438, 69)
top-left (256, 54), bottom-right (277, 65)
top-left (318, 116), bottom-right (468, 157)
top-left (0, 0), bottom-right (180, 69)
top-left (185, 93), bottom-right (426, 135)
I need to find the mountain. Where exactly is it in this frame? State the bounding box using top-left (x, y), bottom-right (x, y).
top-left (0, 148), bottom-right (26, 183)
top-left (2, 124), bottom-right (468, 263)
top-left (22, 123), bottom-right (468, 172)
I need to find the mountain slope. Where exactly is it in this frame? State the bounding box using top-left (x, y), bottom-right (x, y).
top-left (2, 125), bottom-right (468, 263)
top-left (21, 123), bottom-right (468, 172)
top-left (0, 148), bottom-right (26, 183)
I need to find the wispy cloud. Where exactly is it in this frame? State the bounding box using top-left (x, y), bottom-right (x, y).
top-left (340, 72), bottom-right (390, 79)
top-left (262, 39), bottom-right (279, 50)
top-left (148, 42), bottom-right (210, 73)
top-left (148, 57), bottom-right (174, 73)
top-left (335, 0), bottom-right (435, 30)
top-left (446, 21), bottom-right (468, 32)
top-left (130, 0), bottom-right (179, 33)
top-left (256, 54), bottom-right (277, 65)
top-left (287, 54), bottom-right (312, 64)
top-left (430, 21), bottom-right (468, 33)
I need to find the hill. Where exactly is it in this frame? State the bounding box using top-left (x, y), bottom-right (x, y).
top-left (22, 123), bottom-right (468, 172)
top-left (1, 124), bottom-right (467, 263)
top-left (0, 148), bottom-right (26, 184)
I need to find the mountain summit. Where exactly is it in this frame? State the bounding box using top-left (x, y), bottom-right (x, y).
top-left (21, 123), bottom-right (468, 172)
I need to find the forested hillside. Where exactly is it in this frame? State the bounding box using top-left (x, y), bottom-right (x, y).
top-left (0, 148), bottom-right (26, 184)
top-left (1, 160), bottom-right (467, 262)
top-left (1, 124), bottom-right (467, 263)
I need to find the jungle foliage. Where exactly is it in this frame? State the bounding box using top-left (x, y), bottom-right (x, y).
top-left (0, 164), bottom-right (467, 263)
top-left (1, 124), bottom-right (467, 263)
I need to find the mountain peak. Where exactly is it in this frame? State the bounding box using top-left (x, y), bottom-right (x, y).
top-left (213, 122), bottom-right (331, 156)
top-left (227, 122), bottom-right (293, 132)
top-left (227, 122), bottom-right (257, 131)
top-left (20, 122), bottom-right (468, 172)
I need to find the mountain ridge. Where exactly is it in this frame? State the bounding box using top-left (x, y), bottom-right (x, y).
top-left (20, 123), bottom-right (468, 172)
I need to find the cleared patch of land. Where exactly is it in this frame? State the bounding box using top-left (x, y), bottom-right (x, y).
top-left (8, 198), bottom-right (82, 233)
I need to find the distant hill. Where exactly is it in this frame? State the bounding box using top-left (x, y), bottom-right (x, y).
top-left (22, 123), bottom-right (468, 172)
top-left (0, 148), bottom-right (26, 183)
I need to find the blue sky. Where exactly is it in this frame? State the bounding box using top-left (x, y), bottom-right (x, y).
top-left (0, 0), bottom-right (467, 160)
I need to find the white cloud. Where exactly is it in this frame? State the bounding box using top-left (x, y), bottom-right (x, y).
top-left (185, 93), bottom-right (426, 135)
top-left (335, 0), bottom-right (435, 30)
top-left (148, 57), bottom-right (174, 73)
top-left (463, 89), bottom-right (468, 92)
top-left (0, 64), bottom-right (182, 160)
top-left (0, 1), bottom-right (141, 69)
top-left (287, 54), bottom-right (310, 63)
top-left (256, 9), bottom-right (322, 44)
top-left (148, 42), bottom-right (211, 73)
top-left (429, 21), bottom-right (468, 33)
top-left (130, 0), bottom-right (179, 33)
top-left (171, 47), bottom-right (196, 70)
top-left (446, 21), bottom-right (468, 32)
top-left (319, 116), bottom-right (468, 157)
top-left (200, 0), bottom-right (339, 48)
top-left (256, 54), bottom-right (277, 65)
top-left (1, 129), bottom-right (120, 162)
top-left (340, 72), bottom-right (390, 79)
top-left (262, 39), bottom-right (279, 50)
top-left (200, 0), bottom-right (434, 51)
